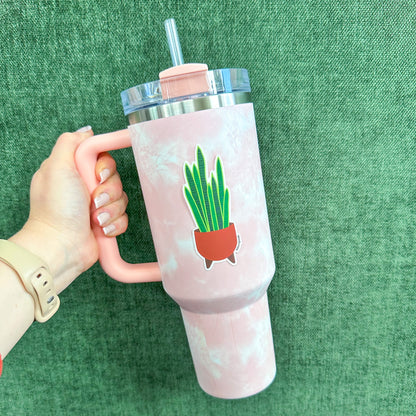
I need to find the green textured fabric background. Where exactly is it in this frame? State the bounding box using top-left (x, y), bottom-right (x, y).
top-left (1, 1), bottom-right (415, 414)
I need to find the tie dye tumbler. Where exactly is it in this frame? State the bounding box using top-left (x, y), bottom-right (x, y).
top-left (75, 19), bottom-right (276, 399)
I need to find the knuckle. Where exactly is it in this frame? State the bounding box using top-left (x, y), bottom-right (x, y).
top-left (120, 214), bottom-right (129, 232)
top-left (112, 170), bottom-right (121, 182)
top-left (57, 132), bottom-right (75, 142)
top-left (99, 152), bottom-right (117, 169)
top-left (109, 155), bottom-right (117, 169)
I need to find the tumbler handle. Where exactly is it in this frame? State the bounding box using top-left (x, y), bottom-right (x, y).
top-left (75, 129), bottom-right (162, 283)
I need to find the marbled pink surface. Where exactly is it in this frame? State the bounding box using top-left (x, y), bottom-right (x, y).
top-left (130, 103), bottom-right (276, 398)
top-left (181, 293), bottom-right (276, 399)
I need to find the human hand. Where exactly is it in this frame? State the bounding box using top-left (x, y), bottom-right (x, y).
top-left (10, 127), bottom-right (128, 293)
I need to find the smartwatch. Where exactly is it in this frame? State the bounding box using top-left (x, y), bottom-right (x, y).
top-left (0, 239), bottom-right (60, 322)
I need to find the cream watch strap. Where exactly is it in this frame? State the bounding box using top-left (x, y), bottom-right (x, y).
top-left (0, 239), bottom-right (60, 322)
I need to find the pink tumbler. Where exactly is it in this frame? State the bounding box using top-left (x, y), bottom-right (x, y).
top-left (75, 19), bottom-right (276, 399)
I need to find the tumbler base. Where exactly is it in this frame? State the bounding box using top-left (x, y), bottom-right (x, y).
top-left (180, 293), bottom-right (276, 399)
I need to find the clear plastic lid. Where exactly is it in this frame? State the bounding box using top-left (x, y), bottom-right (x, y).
top-left (121, 67), bottom-right (251, 116)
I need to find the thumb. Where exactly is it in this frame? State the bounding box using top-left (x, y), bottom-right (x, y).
top-left (50, 126), bottom-right (94, 165)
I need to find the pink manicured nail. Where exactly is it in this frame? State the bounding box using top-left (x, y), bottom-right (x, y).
top-left (76, 125), bottom-right (92, 133)
top-left (103, 224), bottom-right (116, 236)
top-left (97, 212), bottom-right (111, 226)
top-left (100, 168), bottom-right (111, 184)
top-left (94, 192), bottom-right (110, 209)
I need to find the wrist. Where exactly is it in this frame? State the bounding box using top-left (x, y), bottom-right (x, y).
top-left (0, 239), bottom-right (60, 322)
top-left (0, 260), bottom-right (35, 359)
top-left (9, 219), bottom-right (84, 293)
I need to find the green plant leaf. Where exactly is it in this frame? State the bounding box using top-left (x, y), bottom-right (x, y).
top-left (223, 188), bottom-right (230, 228)
top-left (216, 157), bottom-right (225, 215)
top-left (211, 173), bottom-right (223, 229)
top-left (197, 147), bottom-right (213, 231)
top-left (184, 186), bottom-right (207, 232)
top-left (192, 163), bottom-right (208, 226)
top-left (207, 183), bottom-right (219, 231)
top-left (185, 163), bottom-right (203, 215)
top-left (185, 162), bottom-right (208, 230)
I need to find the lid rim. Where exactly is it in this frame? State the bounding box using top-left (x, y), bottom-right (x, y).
top-left (127, 91), bottom-right (251, 124)
top-left (121, 68), bottom-right (251, 116)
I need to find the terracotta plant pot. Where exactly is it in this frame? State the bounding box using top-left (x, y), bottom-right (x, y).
top-left (193, 223), bottom-right (238, 269)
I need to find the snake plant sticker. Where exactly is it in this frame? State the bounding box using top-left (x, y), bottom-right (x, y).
top-left (183, 146), bottom-right (239, 270)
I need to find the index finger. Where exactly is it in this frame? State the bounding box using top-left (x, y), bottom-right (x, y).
top-left (95, 152), bottom-right (117, 183)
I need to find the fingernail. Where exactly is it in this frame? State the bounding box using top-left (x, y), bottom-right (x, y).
top-left (97, 212), bottom-right (111, 226)
top-left (94, 192), bottom-right (110, 209)
top-left (76, 125), bottom-right (92, 133)
top-left (103, 224), bottom-right (116, 236)
top-left (100, 168), bottom-right (111, 184)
